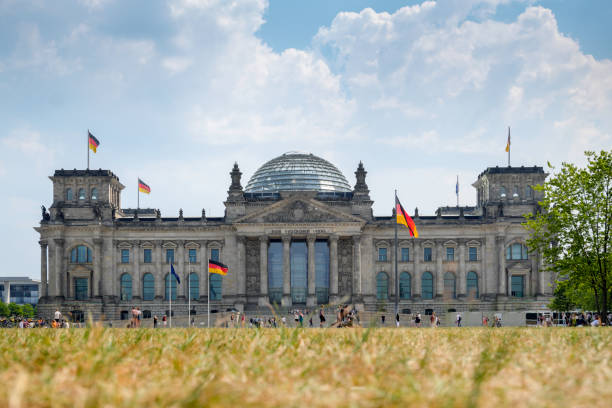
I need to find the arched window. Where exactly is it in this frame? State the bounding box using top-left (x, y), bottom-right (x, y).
top-left (467, 271), bottom-right (479, 298)
top-left (189, 273), bottom-right (199, 300)
top-left (525, 186), bottom-right (533, 199)
top-left (70, 245), bottom-right (92, 263)
top-left (399, 272), bottom-right (411, 299)
top-left (506, 243), bottom-right (529, 260)
top-left (91, 188), bottom-right (98, 200)
top-left (142, 273), bottom-right (154, 301)
top-left (78, 188), bottom-right (86, 200)
top-left (66, 188), bottom-right (73, 201)
top-left (512, 186), bottom-right (519, 198)
top-left (120, 273), bottom-right (132, 301)
top-left (210, 274), bottom-right (222, 300)
top-left (376, 272), bottom-right (388, 300)
top-left (165, 274), bottom-right (177, 301)
top-left (500, 186), bottom-right (506, 198)
top-left (444, 272), bottom-right (456, 299)
top-left (422, 272), bottom-right (433, 300)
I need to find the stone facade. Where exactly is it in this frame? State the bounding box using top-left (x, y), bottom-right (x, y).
top-left (35, 161), bottom-right (552, 320)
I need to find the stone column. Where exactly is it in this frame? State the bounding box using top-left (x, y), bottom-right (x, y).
top-left (93, 238), bottom-right (103, 297)
top-left (458, 241), bottom-right (466, 298)
top-left (435, 241), bottom-right (443, 299)
top-left (54, 239), bottom-right (65, 299)
top-left (259, 236), bottom-right (268, 306)
top-left (200, 241), bottom-right (208, 301)
top-left (281, 235), bottom-right (291, 307)
top-left (352, 236), bottom-right (362, 301)
top-left (329, 235), bottom-right (339, 303)
top-left (497, 236), bottom-right (507, 297)
top-left (237, 236), bottom-right (246, 304)
top-left (132, 240), bottom-right (140, 300)
top-left (413, 240), bottom-right (421, 299)
top-left (177, 241), bottom-right (185, 299)
top-left (39, 241), bottom-right (48, 297)
top-left (48, 239), bottom-right (56, 298)
top-left (155, 241), bottom-right (163, 298)
top-left (102, 237), bottom-right (114, 299)
top-left (307, 235), bottom-right (316, 306)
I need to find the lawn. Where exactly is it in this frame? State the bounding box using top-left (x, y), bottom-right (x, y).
top-left (0, 327), bottom-right (610, 407)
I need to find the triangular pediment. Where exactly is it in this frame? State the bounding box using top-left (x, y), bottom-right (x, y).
top-left (235, 197), bottom-right (364, 224)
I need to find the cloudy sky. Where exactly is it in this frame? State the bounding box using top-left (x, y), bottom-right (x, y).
top-left (1, 0), bottom-right (611, 278)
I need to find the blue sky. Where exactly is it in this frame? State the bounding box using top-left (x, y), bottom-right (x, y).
top-left (1, 0), bottom-right (611, 278)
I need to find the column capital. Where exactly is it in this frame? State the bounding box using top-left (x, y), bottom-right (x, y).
top-left (329, 234), bottom-right (339, 243)
top-left (281, 234), bottom-right (291, 243)
top-left (53, 238), bottom-right (65, 247)
top-left (176, 239), bottom-right (185, 246)
top-left (93, 238), bottom-right (103, 246)
top-left (236, 235), bottom-right (247, 245)
top-left (307, 234), bottom-right (317, 244)
top-left (39, 240), bottom-right (48, 248)
top-left (259, 235), bottom-right (269, 243)
top-left (198, 239), bottom-right (209, 247)
top-left (496, 235), bottom-right (505, 244)
top-left (352, 235), bottom-right (361, 244)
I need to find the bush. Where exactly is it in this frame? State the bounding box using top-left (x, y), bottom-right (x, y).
top-left (0, 302), bottom-right (8, 317)
top-left (8, 303), bottom-right (22, 317)
top-left (21, 304), bottom-right (35, 318)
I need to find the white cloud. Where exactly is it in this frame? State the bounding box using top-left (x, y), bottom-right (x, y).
top-left (2, 128), bottom-right (49, 155)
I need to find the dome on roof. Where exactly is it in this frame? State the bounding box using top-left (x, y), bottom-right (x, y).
top-left (244, 152), bottom-right (352, 193)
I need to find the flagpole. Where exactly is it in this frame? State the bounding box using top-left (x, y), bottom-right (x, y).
top-left (456, 175), bottom-right (459, 207)
top-left (169, 264), bottom-right (172, 328)
top-left (188, 258), bottom-right (191, 327)
top-left (137, 178), bottom-right (140, 211)
top-left (87, 130), bottom-right (90, 170)
top-left (394, 190), bottom-right (399, 320)
top-left (207, 257), bottom-right (210, 328)
top-left (508, 126), bottom-right (511, 167)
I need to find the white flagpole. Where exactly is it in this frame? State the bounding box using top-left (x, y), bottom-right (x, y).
top-left (87, 130), bottom-right (90, 170)
top-left (169, 263), bottom-right (172, 328)
top-left (207, 257), bottom-right (210, 328)
top-left (188, 258), bottom-right (191, 327)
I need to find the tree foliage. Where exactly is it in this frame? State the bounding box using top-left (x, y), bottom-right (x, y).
top-left (21, 304), bottom-right (35, 318)
top-left (8, 303), bottom-right (22, 317)
top-left (525, 150), bottom-right (612, 323)
top-left (0, 302), bottom-right (8, 317)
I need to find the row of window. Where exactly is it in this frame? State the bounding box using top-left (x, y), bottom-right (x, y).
top-left (66, 187), bottom-right (98, 201)
top-left (375, 272), bottom-right (525, 299)
top-left (378, 247), bottom-right (479, 262)
top-left (70, 245), bottom-right (220, 265)
top-left (499, 185), bottom-right (533, 199)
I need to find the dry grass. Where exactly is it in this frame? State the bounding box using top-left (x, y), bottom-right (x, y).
top-left (0, 327), bottom-right (610, 407)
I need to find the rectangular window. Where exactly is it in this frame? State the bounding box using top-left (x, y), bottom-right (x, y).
top-left (211, 248), bottom-right (219, 262)
top-left (446, 247), bottom-right (455, 261)
top-left (143, 249), bottom-right (152, 263)
top-left (424, 247), bottom-right (432, 262)
top-left (511, 275), bottom-right (524, 298)
top-left (121, 249), bottom-right (129, 263)
top-left (468, 247), bottom-right (478, 261)
top-left (75, 278), bottom-right (88, 300)
top-left (166, 249), bottom-right (174, 264)
top-left (378, 247), bottom-right (387, 261)
top-left (188, 248), bottom-right (197, 263)
top-left (401, 247), bottom-right (410, 262)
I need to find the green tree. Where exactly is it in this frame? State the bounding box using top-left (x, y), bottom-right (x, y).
top-left (548, 281), bottom-right (575, 312)
top-left (21, 304), bottom-right (35, 318)
top-left (0, 302), bottom-right (9, 317)
top-left (8, 302), bottom-right (22, 317)
top-left (525, 150), bottom-right (612, 324)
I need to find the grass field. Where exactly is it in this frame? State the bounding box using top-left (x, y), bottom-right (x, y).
top-left (0, 327), bottom-right (610, 407)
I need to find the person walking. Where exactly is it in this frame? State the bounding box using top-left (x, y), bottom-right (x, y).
top-left (54, 309), bottom-right (62, 325)
top-left (319, 307), bottom-right (326, 328)
top-left (456, 313), bottom-right (462, 327)
top-left (153, 315), bottom-right (158, 328)
top-left (430, 312), bottom-right (436, 328)
top-left (381, 314), bottom-right (386, 326)
top-left (415, 313), bottom-right (421, 328)
top-left (395, 312), bottom-right (400, 328)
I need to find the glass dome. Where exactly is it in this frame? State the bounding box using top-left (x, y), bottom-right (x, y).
top-left (245, 152), bottom-right (352, 193)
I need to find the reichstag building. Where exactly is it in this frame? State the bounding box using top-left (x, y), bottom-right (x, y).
top-left (36, 152), bottom-right (551, 320)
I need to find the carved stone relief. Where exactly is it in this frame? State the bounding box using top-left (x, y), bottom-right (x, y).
top-left (338, 238), bottom-right (353, 297)
top-left (246, 238), bottom-right (260, 296)
top-left (260, 200), bottom-right (345, 223)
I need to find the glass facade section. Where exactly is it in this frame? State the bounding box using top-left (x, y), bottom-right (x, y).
top-left (188, 249), bottom-right (197, 263)
top-left (469, 247), bottom-right (478, 261)
top-left (399, 272), bottom-right (411, 299)
top-left (422, 272), bottom-right (433, 299)
top-left (120, 274), bottom-right (132, 301)
top-left (143, 249), bottom-right (152, 263)
top-left (378, 247), bottom-right (387, 261)
top-left (467, 271), bottom-right (479, 298)
top-left (210, 274), bottom-right (222, 300)
top-left (444, 272), bottom-right (456, 299)
top-left (511, 276), bottom-right (524, 297)
top-left (142, 273), bottom-right (154, 301)
top-left (71, 246), bottom-right (92, 264)
top-left (210, 248), bottom-right (219, 262)
top-left (401, 247), bottom-right (410, 262)
top-left (166, 249), bottom-right (174, 264)
top-left (75, 278), bottom-right (88, 300)
top-left (376, 272), bottom-right (388, 300)
top-left (291, 241), bottom-right (307, 303)
top-left (189, 273), bottom-right (199, 300)
top-left (165, 274), bottom-right (177, 300)
top-left (268, 241), bottom-right (283, 304)
top-left (121, 249), bottom-right (129, 263)
top-left (506, 243), bottom-right (528, 260)
top-left (446, 247), bottom-right (455, 261)
top-left (315, 240), bottom-right (329, 304)
top-left (8, 284), bottom-right (39, 305)
top-left (244, 152), bottom-right (352, 193)
top-left (424, 247), bottom-right (432, 262)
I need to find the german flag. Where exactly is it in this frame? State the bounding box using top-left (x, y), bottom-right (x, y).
top-left (88, 131), bottom-right (100, 153)
top-left (396, 196), bottom-right (418, 238)
top-left (209, 259), bottom-right (228, 276)
top-left (138, 178), bottom-right (151, 194)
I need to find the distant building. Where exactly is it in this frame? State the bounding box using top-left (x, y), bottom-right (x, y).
top-left (0, 277), bottom-right (41, 306)
top-left (35, 152), bottom-right (552, 320)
